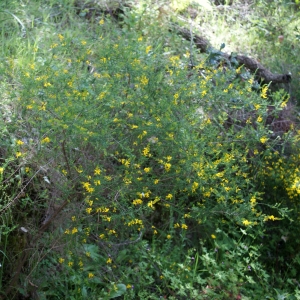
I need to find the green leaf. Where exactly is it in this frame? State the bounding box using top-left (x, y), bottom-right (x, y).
top-left (246, 275), bottom-right (256, 284)
top-left (83, 244), bottom-right (101, 261)
top-left (240, 228), bottom-right (247, 235)
top-left (82, 286), bottom-right (88, 298)
top-left (108, 284), bottom-right (127, 299)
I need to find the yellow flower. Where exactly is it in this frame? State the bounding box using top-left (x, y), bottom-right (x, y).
top-left (41, 137), bottom-right (50, 144)
top-left (242, 219), bottom-right (252, 226)
top-left (71, 227), bottom-right (78, 234)
top-left (211, 234), bottom-right (216, 239)
top-left (76, 166), bottom-right (83, 173)
top-left (109, 229), bottom-right (117, 235)
top-left (264, 215), bottom-right (280, 221)
top-left (192, 182), bottom-right (199, 192)
top-left (16, 140), bottom-right (24, 145)
top-left (144, 167), bottom-right (151, 173)
top-left (164, 163), bottom-right (171, 171)
top-left (260, 136), bottom-right (268, 144)
top-left (146, 46), bottom-right (152, 54)
top-left (142, 145), bottom-right (150, 156)
top-left (82, 182), bottom-right (94, 193)
top-left (99, 19), bottom-right (104, 25)
top-left (147, 201), bottom-right (154, 209)
top-left (88, 273), bottom-right (94, 278)
top-left (44, 82), bottom-right (51, 87)
top-left (261, 85), bottom-right (268, 99)
top-left (236, 66), bottom-right (242, 74)
top-left (167, 234), bottom-right (171, 239)
top-left (250, 196), bottom-right (256, 206)
top-left (141, 131), bottom-right (149, 138)
top-left (215, 172), bottom-right (224, 178)
top-left (166, 194), bottom-right (173, 200)
top-left (121, 159), bottom-right (130, 167)
top-left (94, 167), bottom-right (101, 175)
top-left (169, 55), bottom-right (180, 65)
top-left (133, 199), bottom-right (143, 205)
top-left (181, 224), bottom-right (188, 230)
top-left (256, 116), bottom-right (263, 123)
top-left (16, 152), bottom-right (22, 158)
top-left (106, 257), bottom-right (112, 264)
top-left (140, 75), bottom-right (149, 85)
top-left (58, 258), bottom-right (65, 264)
top-left (0, 167), bottom-right (4, 174)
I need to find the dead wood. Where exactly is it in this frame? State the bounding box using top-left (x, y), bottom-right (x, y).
top-left (176, 26), bottom-right (292, 84)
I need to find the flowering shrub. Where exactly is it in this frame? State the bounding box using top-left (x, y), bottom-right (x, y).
top-left (2, 8), bottom-right (299, 299)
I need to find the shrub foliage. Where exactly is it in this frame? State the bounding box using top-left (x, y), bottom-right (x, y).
top-left (1, 2), bottom-right (300, 299)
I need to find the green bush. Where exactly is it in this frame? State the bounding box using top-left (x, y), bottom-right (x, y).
top-left (1, 3), bottom-right (300, 299)
top-left (7, 12), bottom-right (296, 298)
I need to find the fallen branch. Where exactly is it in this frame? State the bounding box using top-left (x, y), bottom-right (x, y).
top-left (176, 26), bottom-right (292, 84)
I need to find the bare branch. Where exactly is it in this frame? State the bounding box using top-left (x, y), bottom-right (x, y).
top-left (176, 26), bottom-right (291, 84)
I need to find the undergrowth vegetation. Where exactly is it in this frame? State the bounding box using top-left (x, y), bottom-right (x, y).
top-left (1, 0), bottom-right (300, 299)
